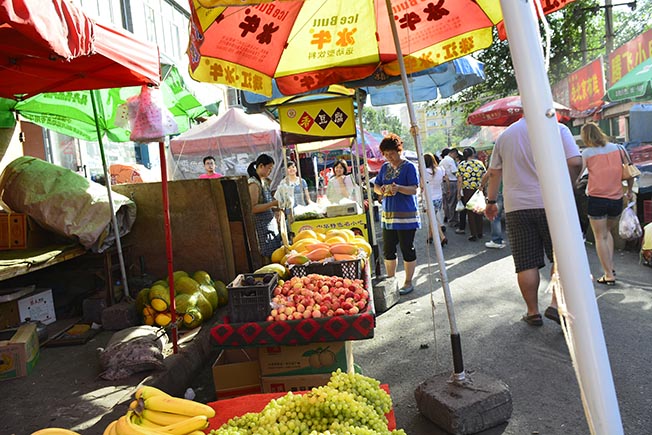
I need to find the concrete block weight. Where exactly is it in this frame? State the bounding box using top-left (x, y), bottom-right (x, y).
top-left (415, 371), bottom-right (512, 435)
top-left (372, 276), bottom-right (400, 313)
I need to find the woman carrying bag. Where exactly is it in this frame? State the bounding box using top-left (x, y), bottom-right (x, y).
top-left (455, 147), bottom-right (486, 241)
top-left (578, 122), bottom-right (634, 285)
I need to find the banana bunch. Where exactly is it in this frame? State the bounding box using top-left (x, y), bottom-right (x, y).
top-left (104, 386), bottom-right (215, 435)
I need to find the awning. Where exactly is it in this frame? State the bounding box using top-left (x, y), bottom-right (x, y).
top-left (605, 57), bottom-right (652, 103)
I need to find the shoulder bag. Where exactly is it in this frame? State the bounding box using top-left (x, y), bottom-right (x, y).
top-left (618, 146), bottom-right (641, 181)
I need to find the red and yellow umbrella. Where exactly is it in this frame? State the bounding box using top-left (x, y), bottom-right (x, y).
top-left (188, 0), bottom-right (572, 97)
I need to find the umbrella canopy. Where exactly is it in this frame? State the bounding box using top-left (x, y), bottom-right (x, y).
top-left (351, 56), bottom-right (485, 106)
top-left (0, 0), bottom-right (93, 62)
top-left (466, 95), bottom-right (572, 126)
top-left (187, 0), bottom-right (572, 97)
top-left (12, 64), bottom-right (208, 141)
top-left (605, 57), bottom-right (652, 103)
top-left (0, 18), bottom-right (160, 99)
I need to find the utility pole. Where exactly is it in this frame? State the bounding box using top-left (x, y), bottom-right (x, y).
top-left (605, 0), bottom-right (614, 60)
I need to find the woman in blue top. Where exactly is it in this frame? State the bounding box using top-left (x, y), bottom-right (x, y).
top-left (373, 133), bottom-right (421, 295)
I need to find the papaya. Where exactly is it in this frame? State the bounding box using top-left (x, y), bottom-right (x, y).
top-left (305, 243), bottom-right (331, 251)
top-left (305, 247), bottom-right (332, 262)
top-left (175, 276), bottom-right (201, 295)
top-left (287, 254), bottom-right (310, 265)
top-left (194, 292), bottom-right (214, 320)
top-left (199, 284), bottom-right (219, 311)
top-left (334, 253), bottom-right (357, 262)
top-left (183, 308), bottom-right (203, 329)
top-left (174, 293), bottom-right (197, 314)
top-left (192, 270), bottom-right (213, 286)
top-left (329, 243), bottom-right (358, 255)
top-left (135, 287), bottom-right (150, 315)
top-left (149, 284), bottom-right (171, 312)
top-left (214, 280), bottom-right (228, 307)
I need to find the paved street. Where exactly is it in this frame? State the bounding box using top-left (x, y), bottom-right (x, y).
top-left (354, 218), bottom-right (652, 435)
top-left (2, 217), bottom-right (650, 435)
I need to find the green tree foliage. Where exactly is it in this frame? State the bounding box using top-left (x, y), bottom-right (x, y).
top-left (361, 106), bottom-right (413, 148)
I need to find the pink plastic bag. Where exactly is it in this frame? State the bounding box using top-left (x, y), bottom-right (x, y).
top-left (128, 86), bottom-right (178, 142)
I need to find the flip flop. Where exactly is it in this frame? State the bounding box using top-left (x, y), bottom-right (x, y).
top-left (597, 276), bottom-right (616, 286)
top-left (544, 307), bottom-right (561, 325)
top-left (521, 313), bottom-right (543, 326)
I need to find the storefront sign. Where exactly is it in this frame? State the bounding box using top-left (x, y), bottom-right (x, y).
top-left (568, 58), bottom-right (604, 112)
top-left (608, 28), bottom-right (652, 86)
top-left (279, 97), bottom-right (356, 145)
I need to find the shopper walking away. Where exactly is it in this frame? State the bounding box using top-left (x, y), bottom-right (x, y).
top-left (456, 147), bottom-right (486, 241)
top-left (484, 118), bottom-right (582, 326)
top-left (578, 122), bottom-right (634, 285)
top-left (248, 154), bottom-right (282, 263)
top-left (373, 133), bottom-right (421, 295)
top-left (422, 153), bottom-right (447, 246)
top-left (440, 148), bottom-right (459, 227)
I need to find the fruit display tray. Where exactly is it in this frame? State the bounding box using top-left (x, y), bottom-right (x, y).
top-left (212, 267), bottom-right (375, 347)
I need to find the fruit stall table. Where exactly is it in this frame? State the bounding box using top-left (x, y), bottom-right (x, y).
top-left (211, 264), bottom-right (375, 347)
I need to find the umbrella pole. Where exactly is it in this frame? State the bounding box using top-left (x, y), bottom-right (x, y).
top-left (158, 140), bottom-right (179, 354)
top-left (356, 95), bottom-right (381, 277)
top-left (383, 0), bottom-right (464, 380)
top-left (501, 1), bottom-right (622, 432)
top-left (89, 90), bottom-right (131, 303)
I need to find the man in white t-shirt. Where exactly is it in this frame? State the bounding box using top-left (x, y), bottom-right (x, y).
top-left (439, 148), bottom-right (460, 227)
top-left (484, 117), bottom-right (581, 327)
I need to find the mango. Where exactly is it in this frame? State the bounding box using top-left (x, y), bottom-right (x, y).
top-left (306, 247), bottom-right (332, 262)
top-left (329, 243), bottom-right (358, 255)
top-left (287, 254), bottom-right (310, 265)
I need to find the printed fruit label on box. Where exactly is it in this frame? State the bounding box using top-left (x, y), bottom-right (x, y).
top-left (258, 342), bottom-right (351, 376)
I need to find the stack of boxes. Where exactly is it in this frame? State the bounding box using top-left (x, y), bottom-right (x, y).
top-left (213, 341), bottom-right (354, 398)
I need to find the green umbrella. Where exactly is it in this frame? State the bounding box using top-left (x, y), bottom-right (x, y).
top-left (12, 64), bottom-right (209, 141)
top-left (0, 98), bottom-right (16, 129)
top-left (605, 57), bottom-right (652, 103)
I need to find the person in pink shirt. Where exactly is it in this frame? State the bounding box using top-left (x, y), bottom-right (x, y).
top-left (199, 156), bottom-right (223, 179)
top-left (578, 122), bottom-right (634, 286)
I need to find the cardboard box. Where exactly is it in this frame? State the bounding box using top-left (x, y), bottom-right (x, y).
top-left (326, 203), bottom-right (359, 218)
top-left (262, 373), bottom-right (332, 393)
top-left (258, 341), bottom-right (353, 377)
top-left (0, 323), bottom-right (40, 381)
top-left (17, 289), bottom-right (56, 325)
top-left (212, 348), bottom-right (261, 399)
top-left (0, 212), bottom-right (27, 250)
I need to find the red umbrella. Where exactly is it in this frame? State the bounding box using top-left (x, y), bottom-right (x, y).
top-left (466, 95), bottom-right (572, 126)
top-left (1, 0), bottom-right (159, 101)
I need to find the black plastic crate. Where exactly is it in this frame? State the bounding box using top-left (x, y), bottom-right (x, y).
top-left (227, 273), bottom-right (278, 323)
top-left (290, 259), bottom-right (362, 280)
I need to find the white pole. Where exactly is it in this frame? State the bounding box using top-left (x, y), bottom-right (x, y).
top-left (500, 1), bottom-right (623, 433)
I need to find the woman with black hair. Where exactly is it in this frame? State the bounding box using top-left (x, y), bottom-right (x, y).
top-left (326, 159), bottom-right (356, 204)
top-left (456, 146), bottom-right (486, 241)
top-left (247, 154), bottom-right (282, 262)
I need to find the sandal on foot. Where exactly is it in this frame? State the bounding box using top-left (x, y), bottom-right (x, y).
top-left (399, 284), bottom-right (414, 295)
top-left (544, 307), bottom-right (561, 325)
top-left (521, 313), bottom-right (543, 326)
top-left (597, 276), bottom-right (616, 286)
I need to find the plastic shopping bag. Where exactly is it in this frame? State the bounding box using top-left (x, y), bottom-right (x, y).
top-left (618, 202), bottom-right (642, 240)
top-left (465, 190), bottom-right (486, 214)
top-left (455, 200), bottom-right (465, 212)
top-left (129, 86), bottom-right (178, 142)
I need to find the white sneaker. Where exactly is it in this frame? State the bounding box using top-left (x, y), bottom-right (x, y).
top-left (485, 241), bottom-right (506, 249)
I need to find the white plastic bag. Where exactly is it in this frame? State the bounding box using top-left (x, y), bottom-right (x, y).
top-left (465, 190), bottom-right (486, 214)
top-left (455, 200), bottom-right (465, 212)
top-left (128, 86), bottom-right (178, 142)
top-left (619, 202), bottom-right (642, 240)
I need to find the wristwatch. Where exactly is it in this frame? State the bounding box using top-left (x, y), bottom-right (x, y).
top-left (485, 198), bottom-right (497, 205)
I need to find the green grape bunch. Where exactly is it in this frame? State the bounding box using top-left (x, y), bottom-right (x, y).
top-left (209, 370), bottom-right (407, 435)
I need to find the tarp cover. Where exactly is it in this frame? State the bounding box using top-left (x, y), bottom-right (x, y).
top-left (169, 107), bottom-right (284, 185)
top-left (0, 156), bottom-right (136, 252)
